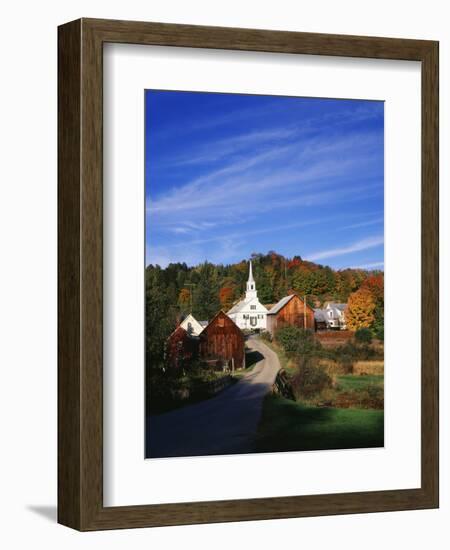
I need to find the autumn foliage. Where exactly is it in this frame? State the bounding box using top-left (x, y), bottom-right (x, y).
top-left (178, 288), bottom-right (191, 308)
top-left (219, 286), bottom-right (234, 309)
top-left (361, 274), bottom-right (384, 301)
top-left (345, 288), bottom-right (376, 330)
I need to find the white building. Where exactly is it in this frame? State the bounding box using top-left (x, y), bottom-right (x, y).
top-left (227, 261), bottom-right (268, 330)
top-left (323, 302), bottom-right (347, 330)
top-left (179, 313), bottom-right (206, 336)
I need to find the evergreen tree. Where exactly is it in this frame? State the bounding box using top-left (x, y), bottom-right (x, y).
top-left (145, 267), bottom-right (177, 372)
top-left (192, 262), bottom-right (220, 320)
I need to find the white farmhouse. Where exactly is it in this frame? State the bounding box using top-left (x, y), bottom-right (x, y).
top-left (323, 302), bottom-right (347, 330)
top-left (227, 261), bottom-right (268, 330)
top-left (179, 313), bottom-right (205, 336)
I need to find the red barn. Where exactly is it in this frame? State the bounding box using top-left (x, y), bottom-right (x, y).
top-left (200, 311), bottom-right (245, 370)
top-left (266, 294), bottom-right (315, 335)
top-left (166, 325), bottom-right (199, 369)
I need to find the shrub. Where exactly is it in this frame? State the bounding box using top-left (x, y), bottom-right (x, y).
top-left (374, 326), bottom-right (384, 341)
top-left (366, 385), bottom-right (384, 409)
top-left (329, 341), bottom-right (381, 362)
top-left (355, 328), bottom-right (373, 344)
top-left (291, 356), bottom-right (332, 399)
top-left (275, 326), bottom-right (321, 357)
top-left (275, 326), bottom-right (303, 353)
top-left (146, 371), bottom-right (187, 413)
top-left (260, 330), bottom-right (273, 342)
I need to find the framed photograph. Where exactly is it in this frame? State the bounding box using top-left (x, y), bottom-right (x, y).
top-left (58, 18), bottom-right (439, 530)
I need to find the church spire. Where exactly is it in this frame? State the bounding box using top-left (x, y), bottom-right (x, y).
top-left (245, 260), bottom-right (257, 300)
top-left (248, 260), bottom-right (255, 283)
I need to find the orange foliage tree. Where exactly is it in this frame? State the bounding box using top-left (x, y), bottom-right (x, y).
top-left (361, 273), bottom-right (384, 301)
top-left (345, 288), bottom-right (376, 330)
top-left (178, 288), bottom-right (191, 309)
top-left (219, 286), bottom-right (234, 309)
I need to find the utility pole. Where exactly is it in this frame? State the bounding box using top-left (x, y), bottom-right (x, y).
top-left (304, 294), bottom-right (307, 330)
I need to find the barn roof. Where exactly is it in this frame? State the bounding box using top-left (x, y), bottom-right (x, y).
top-left (324, 301), bottom-right (346, 310)
top-left (266, 294), bottom-right (295, 315)
top-left (202, 310), bottom-right (242, 332)
top-left (167, 324), bottom-right (200, 341)
top-left (314, 309), bottom-right (327, 322)
top-left (267, 293), bottom-right (315, 315)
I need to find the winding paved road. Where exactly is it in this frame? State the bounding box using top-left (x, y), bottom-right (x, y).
top-left (146, 336), bottom-right (280, 458)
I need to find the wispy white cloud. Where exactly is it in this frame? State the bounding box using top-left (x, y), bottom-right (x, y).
top-left (157, 217), bottom-right (332, 250)
top-left (339, 217), bottom-right (384, 231)
top-left (150, 95), bottom-right (382, 147)
top-left (170, 127), bottom-right (300, 166)
top-left (151, 97), bottom-right (284, 141)
top-left (307, 235), bottom-right (384, 262)
top-left (147, 130), bottom-right (382, 233)
top-left (168, 221), bottom-right (217, 234)
top-left (349, 261), bottom-right (385, 270)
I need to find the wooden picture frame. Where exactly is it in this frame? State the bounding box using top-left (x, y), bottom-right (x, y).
top-left (58, 18), bottom-right (439, 531)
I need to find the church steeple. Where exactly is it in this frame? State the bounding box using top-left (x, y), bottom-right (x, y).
top-left (245, 260), bottom-right (257, 300)
top-left (248, 260), bottom-right (254, 283)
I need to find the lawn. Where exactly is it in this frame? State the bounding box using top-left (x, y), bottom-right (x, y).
top-left (254, 394), bottom-right (384, 453)
top-left (336, 374), bottom-right (384, 391)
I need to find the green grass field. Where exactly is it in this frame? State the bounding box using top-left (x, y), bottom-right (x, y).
top-left (254, 394), bottom-right (384, 453)
top-left (336, 374), bottom-right (384, 391)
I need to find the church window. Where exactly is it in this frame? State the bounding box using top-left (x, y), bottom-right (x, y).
top-left (250, 305), bottom-right (256, 310)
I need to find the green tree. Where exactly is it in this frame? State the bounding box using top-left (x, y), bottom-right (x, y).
top-left (193, 262), bottom-right (220, 320)
top-left (291, 269), bottom-right (314, 296)
top-left (355, 327), bottom-right (373, 344)
top-left (145, 267), bottom-right (177, 372)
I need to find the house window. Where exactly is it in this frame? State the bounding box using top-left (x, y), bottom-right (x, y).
top-left (218, 318), bottom-right (225, 327)
top-left (250, 305), bottom-right (256, 310)
top-left (328, 311), bottom-right (333, 318)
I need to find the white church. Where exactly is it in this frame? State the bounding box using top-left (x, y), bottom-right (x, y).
top-left (227, 261), bottom-right (268, 330)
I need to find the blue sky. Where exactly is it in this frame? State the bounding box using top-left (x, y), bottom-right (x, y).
top-left (145, 90), bottom-right (384, 270)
